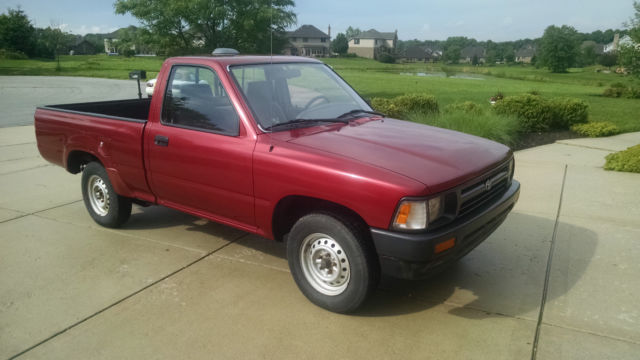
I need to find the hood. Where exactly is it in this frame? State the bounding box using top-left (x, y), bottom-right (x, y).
top-left (281, 118), bottom-right (511, 193)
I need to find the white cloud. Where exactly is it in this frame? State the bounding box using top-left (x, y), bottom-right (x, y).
top-left (503, 16), bottom-right (513, 25)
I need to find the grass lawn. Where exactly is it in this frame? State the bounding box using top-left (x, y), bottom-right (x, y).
top-left (323, 58), bottom-right (640, 133)
top-left (2, 55), bottom-right (638, 134)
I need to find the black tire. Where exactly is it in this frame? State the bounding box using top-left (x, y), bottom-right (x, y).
top-left (81, 162), bottom-right (132, 228)
top-left (287, 212), bottom-right (380, 313)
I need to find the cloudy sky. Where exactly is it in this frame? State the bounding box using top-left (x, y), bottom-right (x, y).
top-left (0, 0), bottom-right (633, 40)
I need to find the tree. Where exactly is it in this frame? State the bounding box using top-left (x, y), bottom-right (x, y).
top-left (40, 25), bottom-right (74, 68)
top-left (538, 25), bottom-right (580, 73)
top-left (331, 33), bottom-right (348, 55)
top-left (114, 0), bottom-right (296, 55)
top-left (504, 48), bottom-right (515, 64)
top-left (471, 54), bottom-right (479, 65)
top-left (619, 1), bottom-right (640, 77)
top-left (442, 44), bottom-right (460, 64)
top-left (580, 43), bottom-right (598, 66)
top-left (598, 52), bottom-right (617, 68)
top-left (0, 7), bottom-right (35, 56)
top-left (345, 26), bottom-right (360, 40)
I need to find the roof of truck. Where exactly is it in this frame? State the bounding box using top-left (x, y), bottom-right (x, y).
top-left (166, 55), bottom-right (322, 67)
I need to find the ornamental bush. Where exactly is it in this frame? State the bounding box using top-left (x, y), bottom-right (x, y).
top-left (571, 122), bottom-right (621, 137)
top-left (493, 94), bottom-right (588, 132)
top-left (604, 145), bottom-right (640, 173)
top-left (371, 94), bottom-right (439, 118)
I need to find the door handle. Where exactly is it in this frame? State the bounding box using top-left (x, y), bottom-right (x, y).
top-left (154, 135), bottom-right (169, 147)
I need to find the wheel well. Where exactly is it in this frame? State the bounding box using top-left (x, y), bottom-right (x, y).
top-left (67, 151), bottom-right (100, 174)
top-left (271, 196), bottom-right (369, 242)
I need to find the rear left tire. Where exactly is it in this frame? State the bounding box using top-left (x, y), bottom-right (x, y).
top-left (81, 162), bottom-right (132, 228)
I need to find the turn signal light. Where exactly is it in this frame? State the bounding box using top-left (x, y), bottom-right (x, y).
top-left (434, 237), bottom-right (456, 254)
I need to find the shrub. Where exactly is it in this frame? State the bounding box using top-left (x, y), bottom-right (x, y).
top-left (493, 94), bottom-right (555, 132)
top-left (550, 98), bottom-right (589, 128)
top-left (377, 53), bottom-right (395, 64)
top-left (603, 82), bottom-right (629, 98)
top-left (371, 94), bottom-right (439, 118)
top-left (0, 49), bottom-right (28, 59)
top-left (604, 145), bottom-right (640, 173)
top-left (493, 94), bottom-right (588, 132)
top-left (571, 122), bottom-right (621, 137)
top-left (444, 101), bottom-right (485, 115)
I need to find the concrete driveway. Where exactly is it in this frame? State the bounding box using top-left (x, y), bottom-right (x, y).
top-left (0, 76), bottom-right (141, 127)
top-left (1, 77), bottom-right (640, 359)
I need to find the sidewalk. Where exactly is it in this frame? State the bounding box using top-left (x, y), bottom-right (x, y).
top-left (1, 126), bottom-right (639, 359)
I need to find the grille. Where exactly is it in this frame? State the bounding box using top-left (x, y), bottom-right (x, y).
top-left (458, 163), bottom-right (510, 218)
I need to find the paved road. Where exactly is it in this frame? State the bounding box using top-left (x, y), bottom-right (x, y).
top-left (0, 76), bottom-right (142, 127)
top-left (1, 78), bottom-right (639, 359)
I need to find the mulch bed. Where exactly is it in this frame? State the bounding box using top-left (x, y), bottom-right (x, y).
top-left (512, 130), bottom-right (583, 151)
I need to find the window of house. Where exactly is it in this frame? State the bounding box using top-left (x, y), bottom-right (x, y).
top-left (161, 65), bottom-right (239, 136)
top-left (303, 37), bottom-right (308, 42)
top-left (321, 37), bottom-right (327, 43)
top-left (354, 39), bottom-right (360, 45)
top-left (291, 37), bottom-right (297, 42)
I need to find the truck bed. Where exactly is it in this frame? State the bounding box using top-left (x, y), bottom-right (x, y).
top-left (40, 98), bottom-right (152, 122)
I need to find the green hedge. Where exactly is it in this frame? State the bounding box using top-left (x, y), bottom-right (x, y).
top-left (493, 94), bottom-right (588, 132)
top-left (371, 94), bottom-right (439, 118)
top-left (571, 122), bottom-right (621, 137)
top-left (602, 83), bottom-right (640, 99)
top-left (604, 145), bottom-right (640, 173)
top-left (444, 101), bottom-right (485, 115)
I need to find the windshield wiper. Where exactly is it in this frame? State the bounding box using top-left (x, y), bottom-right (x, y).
top-left (336, 109), bottom-right (385, 119)
top-left (265, 118), bottom-right (348, 131)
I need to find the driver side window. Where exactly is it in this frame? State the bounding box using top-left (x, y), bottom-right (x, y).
top-left (161, 65), bottom-right (239, 136)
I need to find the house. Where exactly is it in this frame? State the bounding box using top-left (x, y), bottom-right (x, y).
top-left (284, 25), bottom-right (331, 57)
top-left (515, 47), bottom-right (536, 63)
top-left (403, 46), bottom-right (441, 62)
top-left (604, 34), bottom-right (635, 53)
top-left (348, 29), bottom-right (397, 59)
top-left (72, 39), bottom-right (97, 55)
top-left (104, 38), bottom-right (118, 54)
top-left (460, 46), bottom-right (485, 63)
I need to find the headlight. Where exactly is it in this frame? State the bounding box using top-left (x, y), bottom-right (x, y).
top-left (392, 196), bottom-right (444, 231)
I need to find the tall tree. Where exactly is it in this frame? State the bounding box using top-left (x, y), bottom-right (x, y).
top-left (345, 26), bottom-right (360, 40)
top-left (619, 1), bottom-right (640, 77)
top-left (331, 33), bottom-right (348, 55)
top-left (114, 0), bottom-right (296, 55)
top-left (0, 7), bottom-right (35, 56)
top-left (538, 25), bottom-right (580, 73)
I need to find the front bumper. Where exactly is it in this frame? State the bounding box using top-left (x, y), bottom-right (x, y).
top-left (371, 180), bottom-right (520, 279)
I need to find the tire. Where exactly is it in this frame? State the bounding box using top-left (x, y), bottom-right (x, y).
top-left (81, 162), bottom-right (132, 228)
top-left (287, 212), bottom-right (380, 313)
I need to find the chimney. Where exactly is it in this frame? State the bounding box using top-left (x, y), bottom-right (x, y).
top-left (328, 25), bottom-right (331, 40)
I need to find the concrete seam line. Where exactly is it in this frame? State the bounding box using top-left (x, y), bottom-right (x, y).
top-left (531, 164), bottom-right (568, 360)
top-left (0, 142), bottom-right (36, 148)
top-left (554, 142), bottom-right (617, 153)
top-left (0, 164), bottom-right (52, 176)
top-left (7, 235), bottom-right (245, 360)
top-left (541, 322), bottom-right (640, 346)
top-left (0, 201), bottom-right (82, 225)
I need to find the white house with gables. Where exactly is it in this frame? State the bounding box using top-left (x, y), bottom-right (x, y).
top-left (284, 25), bottom-right (331, 57)
top-left (347, 29), bottom-right (397, 59)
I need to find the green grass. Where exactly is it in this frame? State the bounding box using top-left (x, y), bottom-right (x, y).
top-left (407, 110), bottom-right (520, 147)
top-left (0, 54), bottom-right (164, 80)
top-left (604, 144), bottom-right (640, 173)
top-left (323, 58), bottom-right (640, 133)
top-left (1, 55), bottom-right (639, 134)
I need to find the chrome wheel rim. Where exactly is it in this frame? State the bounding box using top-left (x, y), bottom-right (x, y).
top-left (87, 175), bottom-right (110, 216)
top-left (300, 233), bottom-right (350, 296)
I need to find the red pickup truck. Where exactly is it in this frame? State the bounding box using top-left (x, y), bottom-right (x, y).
top-left (35, 54), bottom-right (520, 313)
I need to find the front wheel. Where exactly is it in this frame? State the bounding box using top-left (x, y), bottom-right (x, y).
top-left (81, 162), bottom-right (132, 228)
top-left (287, 213), bottom-right (379, 313)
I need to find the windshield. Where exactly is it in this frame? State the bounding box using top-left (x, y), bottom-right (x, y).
top-left (230, 63), bottom-right (372, 130)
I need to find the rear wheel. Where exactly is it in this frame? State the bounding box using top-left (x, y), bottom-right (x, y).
top-left (287, 213), bottom-right (379, 313)
top-left (81, 162), bottom-right (132, 228)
